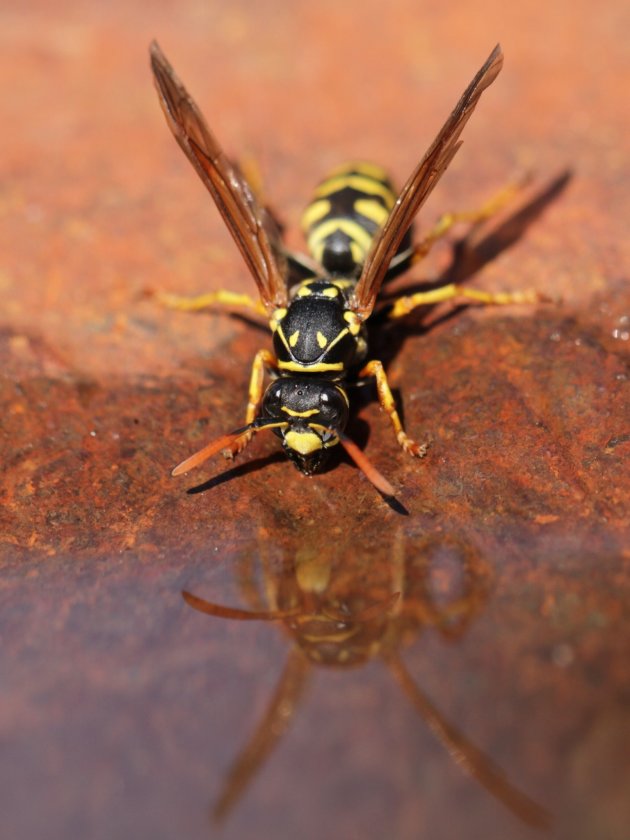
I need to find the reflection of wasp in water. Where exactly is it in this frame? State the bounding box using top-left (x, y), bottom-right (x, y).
top-left (150, 43), bottom-right (546, 498)
top-left (183, 533), bottom-right (549, 826)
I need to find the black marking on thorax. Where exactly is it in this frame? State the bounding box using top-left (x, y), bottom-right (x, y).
top-left (271, 279), bottom-right (366, 373)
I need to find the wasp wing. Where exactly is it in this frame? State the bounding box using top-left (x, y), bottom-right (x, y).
top-left (352, 44), bottom-right (504, 320)
top-left (150, 41), bottom-right (288, 313)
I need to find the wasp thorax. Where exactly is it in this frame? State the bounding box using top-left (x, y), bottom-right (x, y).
top-left (272, 280), bottom-right (363, 370)
top-left (260, 378), bottom-right (349, 474)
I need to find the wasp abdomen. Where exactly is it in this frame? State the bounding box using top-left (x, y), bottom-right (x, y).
top-left (302, 162), bottom-right (410, 276)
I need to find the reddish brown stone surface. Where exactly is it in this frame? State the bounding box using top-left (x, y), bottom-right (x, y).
top-left (1, 2), bottom-right (628, 839)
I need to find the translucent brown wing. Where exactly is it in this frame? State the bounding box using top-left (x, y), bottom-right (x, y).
top-left (352, 44), bottom-right (504, 320)
top-left (150, 41), bottom-right (288, 313)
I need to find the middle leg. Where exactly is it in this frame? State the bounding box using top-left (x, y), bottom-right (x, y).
top-left (388, 282), bottom-right (546, 319)
top-left (358, 360), bottom-right (428, 458)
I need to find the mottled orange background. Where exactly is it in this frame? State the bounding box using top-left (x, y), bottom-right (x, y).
top-left (1, 2), bottom-right (628, 839)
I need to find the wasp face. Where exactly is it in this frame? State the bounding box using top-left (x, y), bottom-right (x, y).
top-left (260, 378), bottom-right (349, 474)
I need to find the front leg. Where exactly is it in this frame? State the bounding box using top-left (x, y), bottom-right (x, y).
top-left (224, 349), bottom-right (278, 458)
top-left (358, 360), bottom-right (428, 458)
top-left (154, 288), bottom-right (268, 319)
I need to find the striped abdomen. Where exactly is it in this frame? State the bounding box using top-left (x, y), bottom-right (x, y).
top-left (301, 162), bottom-right (411, 277)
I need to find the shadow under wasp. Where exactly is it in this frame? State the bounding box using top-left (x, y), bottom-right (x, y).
top-left (182, 531), bottom-right (549, 827)
top-left (150, 42), bottom-right (547, 499)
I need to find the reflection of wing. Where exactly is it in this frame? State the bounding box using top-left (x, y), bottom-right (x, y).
top-left (150, 42), bottom-right (288, 313)
top-left (352, 44), bottom-right (504, 320)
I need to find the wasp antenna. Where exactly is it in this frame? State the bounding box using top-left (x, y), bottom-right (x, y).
top-left (171, 420), bottom-right (288, 476)
top-left (171, 425), bottom-right (251, 476)
top-left (339, 435), bottom-right (396, 498)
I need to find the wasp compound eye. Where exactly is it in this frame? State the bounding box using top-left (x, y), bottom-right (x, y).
top-left (262, 382), bottom-right (283, 412)
top-left (317, 385), bottom-right (349, 429)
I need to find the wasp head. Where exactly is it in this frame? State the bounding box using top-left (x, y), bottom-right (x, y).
top-left (260, 378), bottom-right (349, 474)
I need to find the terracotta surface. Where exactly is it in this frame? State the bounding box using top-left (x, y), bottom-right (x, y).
top-left (1, 1), bottom-right (628, 839)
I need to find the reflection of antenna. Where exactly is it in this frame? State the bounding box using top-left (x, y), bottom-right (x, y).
top-left (183, 589), bottom-right (400, 625)
top-left (213, 648), bottom-right (310, 822)
top-left (385, 655), bottom-right (551, 829)
top-left (182, 590), bottom-right (302, 621)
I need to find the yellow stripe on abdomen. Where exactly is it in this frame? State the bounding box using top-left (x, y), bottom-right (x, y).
top-left (312, 174), bottom-right (396, 208)
top-left (300, 198), bottom-right (331, 232)
top-left (306, 218), bottom-right (372, 268)
top-left (301, 161), bottom-right (398, 274)
top-left (324, 161), bottom-right (392, 183)
top-left (353, 198), bottom-right (390, 226)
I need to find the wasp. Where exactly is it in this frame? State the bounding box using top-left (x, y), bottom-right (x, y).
top-left (150, 42), bottom-right (543, 497)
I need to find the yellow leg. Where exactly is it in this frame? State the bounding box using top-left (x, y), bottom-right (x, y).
top-left (224, 349), bottom-right (277, 458)
top-left (389, 283), bottom-right (546, 319)
top-left (359, 360), bottom-right (428, 458)
top-left (154, 289), bottom-right (267, 318)
top-left (412, 175), bottom-right (531, 262)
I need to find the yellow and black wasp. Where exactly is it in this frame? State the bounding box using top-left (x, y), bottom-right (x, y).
top-left (150, 42), bottom-right (542, 497)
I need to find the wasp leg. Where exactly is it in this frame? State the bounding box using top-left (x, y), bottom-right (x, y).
top-left (359, 360), bottom-right (428, 458)
top-left (388, 282), bottom-right (546, 319)
top-left (154, 289), bottom-right (267, 318)
top-left (224, 348), bottom-right (278, 458)
top-left (411, 174), bottom-right (531, 263)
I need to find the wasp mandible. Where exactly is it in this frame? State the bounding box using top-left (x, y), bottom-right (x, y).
top-left (150, 43), bottom-right (543, 497)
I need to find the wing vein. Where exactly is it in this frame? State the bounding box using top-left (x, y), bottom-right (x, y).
top-left (150, 41), bottom-right (288, 312)
top-left (353, 44), bottom-right (504, 319)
